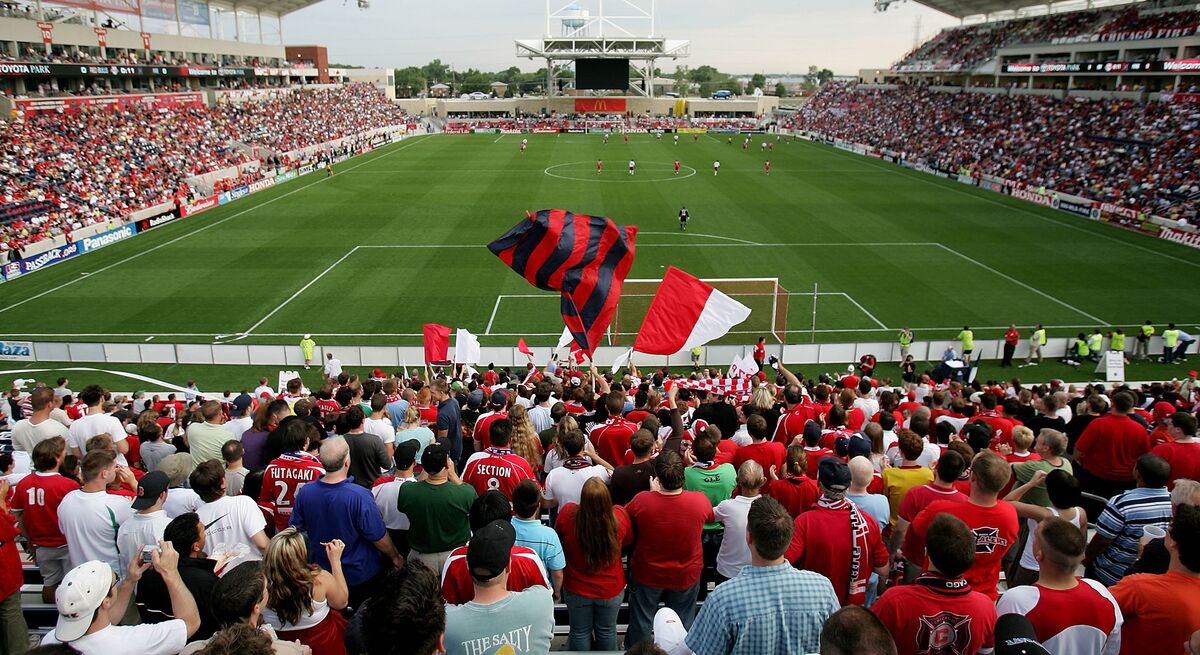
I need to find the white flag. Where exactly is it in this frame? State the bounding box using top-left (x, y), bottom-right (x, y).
top-left (556, 326), bottom-right (574, 351)
top-left (728, 354), bottom-right (759, 379)
top-left (611, 348), bottom-right (632, 374)
top-left (456, 328), bottom-right (481, 364)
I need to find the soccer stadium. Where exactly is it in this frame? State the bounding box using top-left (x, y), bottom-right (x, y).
top-left (0, 0), bottom-right (1197, 653)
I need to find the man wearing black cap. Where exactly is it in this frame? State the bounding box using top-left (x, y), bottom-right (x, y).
top-left (872, 514), bottom-right (997, 655)
top-left (442, 520), bottom-right (554, 655)
top-left (396, 442), bottom-right (477, 574)
top-left (223, 393), bottom-right (254, 441)
top-left (785, 458), bottom-right (889, 606)
top-left (116, 471), bottom-right (171, 574)
top-left (472, 390), bottom-right (510, 452)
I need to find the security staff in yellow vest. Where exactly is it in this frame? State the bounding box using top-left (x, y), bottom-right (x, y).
top-left (898, 328), bottom-right (913, 361)
top-left (1064, 332), bottom-right (1090, 367)
top-left (1087, 330), bottom-right (1103, 362)
top-left (1135, 320), bottom-right (1155, 360)
top-left (1163, 323), bottom-right (1181, 364)
top-left (1022, 324), bottom-right (1047, 366)
top-left (1109, 328), bottom-right (1128, 364)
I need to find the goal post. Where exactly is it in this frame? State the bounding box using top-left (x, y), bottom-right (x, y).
top-left (611, 277), bottom-right (790, 347)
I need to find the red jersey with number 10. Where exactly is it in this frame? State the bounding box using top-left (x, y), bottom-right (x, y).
top-left (10, 472), bottom-right (80, 547)
top-left (260, 452), bottom-right (326, 531)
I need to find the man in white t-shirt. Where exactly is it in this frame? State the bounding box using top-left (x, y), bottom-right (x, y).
top-left (12, 387), bottom-right (69, 453)
top-left (57, 450), bottom-right (134, 572)
top-left (116, 471), bottom-right (172, 575)
top-left (158, 454), bottom-right (201, 519)
top-left (324, 353), bottom-right (343, 381)
top-left (41, 546), bottom-right (201, 655)
top-left (223, 394), bottom-right (254, 441)
top-left (68, 385), bottom-right (129, 464)
top-left (253, 378), bottom-right (274, 400)
top-left (372, 440), bottom-right (420, 551)
top-left (542, 430), bottom-right (613, 509)
top-left (189, 461), bottom-right (268, 574)
top-left (364, 394), bottom-right (397, 456)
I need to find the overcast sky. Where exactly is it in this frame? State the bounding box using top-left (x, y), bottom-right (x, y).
top-left (280, 0), bottom-right (960, 75)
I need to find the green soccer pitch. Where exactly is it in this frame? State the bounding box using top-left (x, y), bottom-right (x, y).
top-left (1, 131), bottom-right (1198, 349)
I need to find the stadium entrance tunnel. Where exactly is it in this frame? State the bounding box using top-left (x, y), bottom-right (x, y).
top-left (544, 160), bottom-right (697, 183)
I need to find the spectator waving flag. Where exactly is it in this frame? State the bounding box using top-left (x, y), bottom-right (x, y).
top-left (423, 324), bottom-right (451, 365)
top-left (488, 209), bottom-right (638, 354)
top-left (633, 266), bottom-right (752, 355)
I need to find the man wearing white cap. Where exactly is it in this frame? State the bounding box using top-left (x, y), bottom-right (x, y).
top-left (41, 543), bottom-right (201, 655)
top-left (299, 334), bottom-right (316, 370)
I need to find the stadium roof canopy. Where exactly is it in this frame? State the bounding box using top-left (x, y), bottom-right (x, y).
top-left (208, 0), bottom-right (323, 17)
top-left (906, 0), bottom-right (1133, 19)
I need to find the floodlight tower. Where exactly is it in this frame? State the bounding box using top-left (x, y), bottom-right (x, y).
top-left (516, 0), bottom-right (690, 97)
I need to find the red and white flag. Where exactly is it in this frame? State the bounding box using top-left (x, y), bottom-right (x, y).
top-left (633, 266), bottom-right (752, 356)
top-left (517, 338), bottom-right (534, 356)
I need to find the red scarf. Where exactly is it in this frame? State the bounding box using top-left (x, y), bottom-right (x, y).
top-left (817, 495), bottom-right (872, 605)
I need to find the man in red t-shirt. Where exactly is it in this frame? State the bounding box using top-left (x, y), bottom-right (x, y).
top-left (440, 491), bottom-right (549, 604)
top-left (1151, 412), bottom-right (1200, 490)
top-left (872, 513), bottom-right (997, 655)
top-left (753, 337), bottom-right (766, 371)
top-left (1002, 324), bottom-right (1021, 368)
top-left (624, 450), bottom-right (714, 649)
top-left (472, 390), bottom-right (510, 451)
top-left (893, 449), bottom-right (968, 579)
top-left (785, 458), bottom-right (889, 606)
top-left (259, 425), bottom-right (327, 532)
top-left (773, 385), bottom-right (814, 445)
top-left (461, 418), bottom-right (536, 500)
top-left (764, 445), bottom-right (821, 519)
top-left (10, 436), bottom-right (79, 602)
top-left (589, 392), bottom-right (638, 467)
top-left (798, 420), bottom-right (835, 479)
top-left (733, 415), bottom-right (786, 477)
top-left (975, 392), bottom-right (1016, 450)
top-left (1076, 391), bottom-right (1151, 499)
top-left (911, 451), bottom-right (1018, 600)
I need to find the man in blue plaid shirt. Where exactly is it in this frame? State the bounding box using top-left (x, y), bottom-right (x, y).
top-left (654, 496), bottom-right (840, 655)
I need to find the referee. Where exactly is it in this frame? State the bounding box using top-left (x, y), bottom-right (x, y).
top-left (679, 206), bottom-right (689, 231)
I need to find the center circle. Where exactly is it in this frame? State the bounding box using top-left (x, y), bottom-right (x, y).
top-left (544, 160), bottom-right (698, 183)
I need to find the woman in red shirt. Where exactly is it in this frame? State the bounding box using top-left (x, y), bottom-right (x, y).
top-left (554, 477), bottom-right (632, 651)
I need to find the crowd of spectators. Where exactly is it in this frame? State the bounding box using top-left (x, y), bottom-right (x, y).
top-left (0, 84), bottom-right (411, 257)
top-left (444, 114), bottom-right (762, 132)
top-left (0, 355), bottom-right (1197, 655)
top-left (792, 83), bottom-right (1200, 223)
top-left (894, 4), bottom-right (1199, 72)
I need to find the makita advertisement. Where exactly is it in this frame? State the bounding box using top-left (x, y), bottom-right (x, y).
top-left (1159, 225), bottom-right (1200, 250)
top-left (80, 224), bottom-right (137, 253)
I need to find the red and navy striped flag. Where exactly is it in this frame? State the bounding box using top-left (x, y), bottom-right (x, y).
top-left (488, 209), bottom-right (638, 354)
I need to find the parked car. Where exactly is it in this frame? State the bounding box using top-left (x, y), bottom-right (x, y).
top-left (711, 90), bottom-right (734, 99)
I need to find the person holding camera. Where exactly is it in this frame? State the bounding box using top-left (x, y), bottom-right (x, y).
top-left (136, 512), bottom-right (221, 640)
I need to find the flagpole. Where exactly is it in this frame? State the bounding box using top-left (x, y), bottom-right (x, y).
top-left (810, 282), bottom-right (818, 344)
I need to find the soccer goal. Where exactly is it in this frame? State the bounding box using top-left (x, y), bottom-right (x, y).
top-left (611, 277), bottom-right (790, 347)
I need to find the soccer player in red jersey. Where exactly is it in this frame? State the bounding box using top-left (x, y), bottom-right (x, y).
top-left (764, 160), bottom-right (771, 175)
top-left (259, 422), bottom-right (326, 532)
top-left (872, 513), bottom-right (997, 655)
top-left (596, 159), bottom-right (603, 175)
top-left (461, 418), bottom-right (536, 500)
top-left (674, 160), bottom-right (680, 175)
